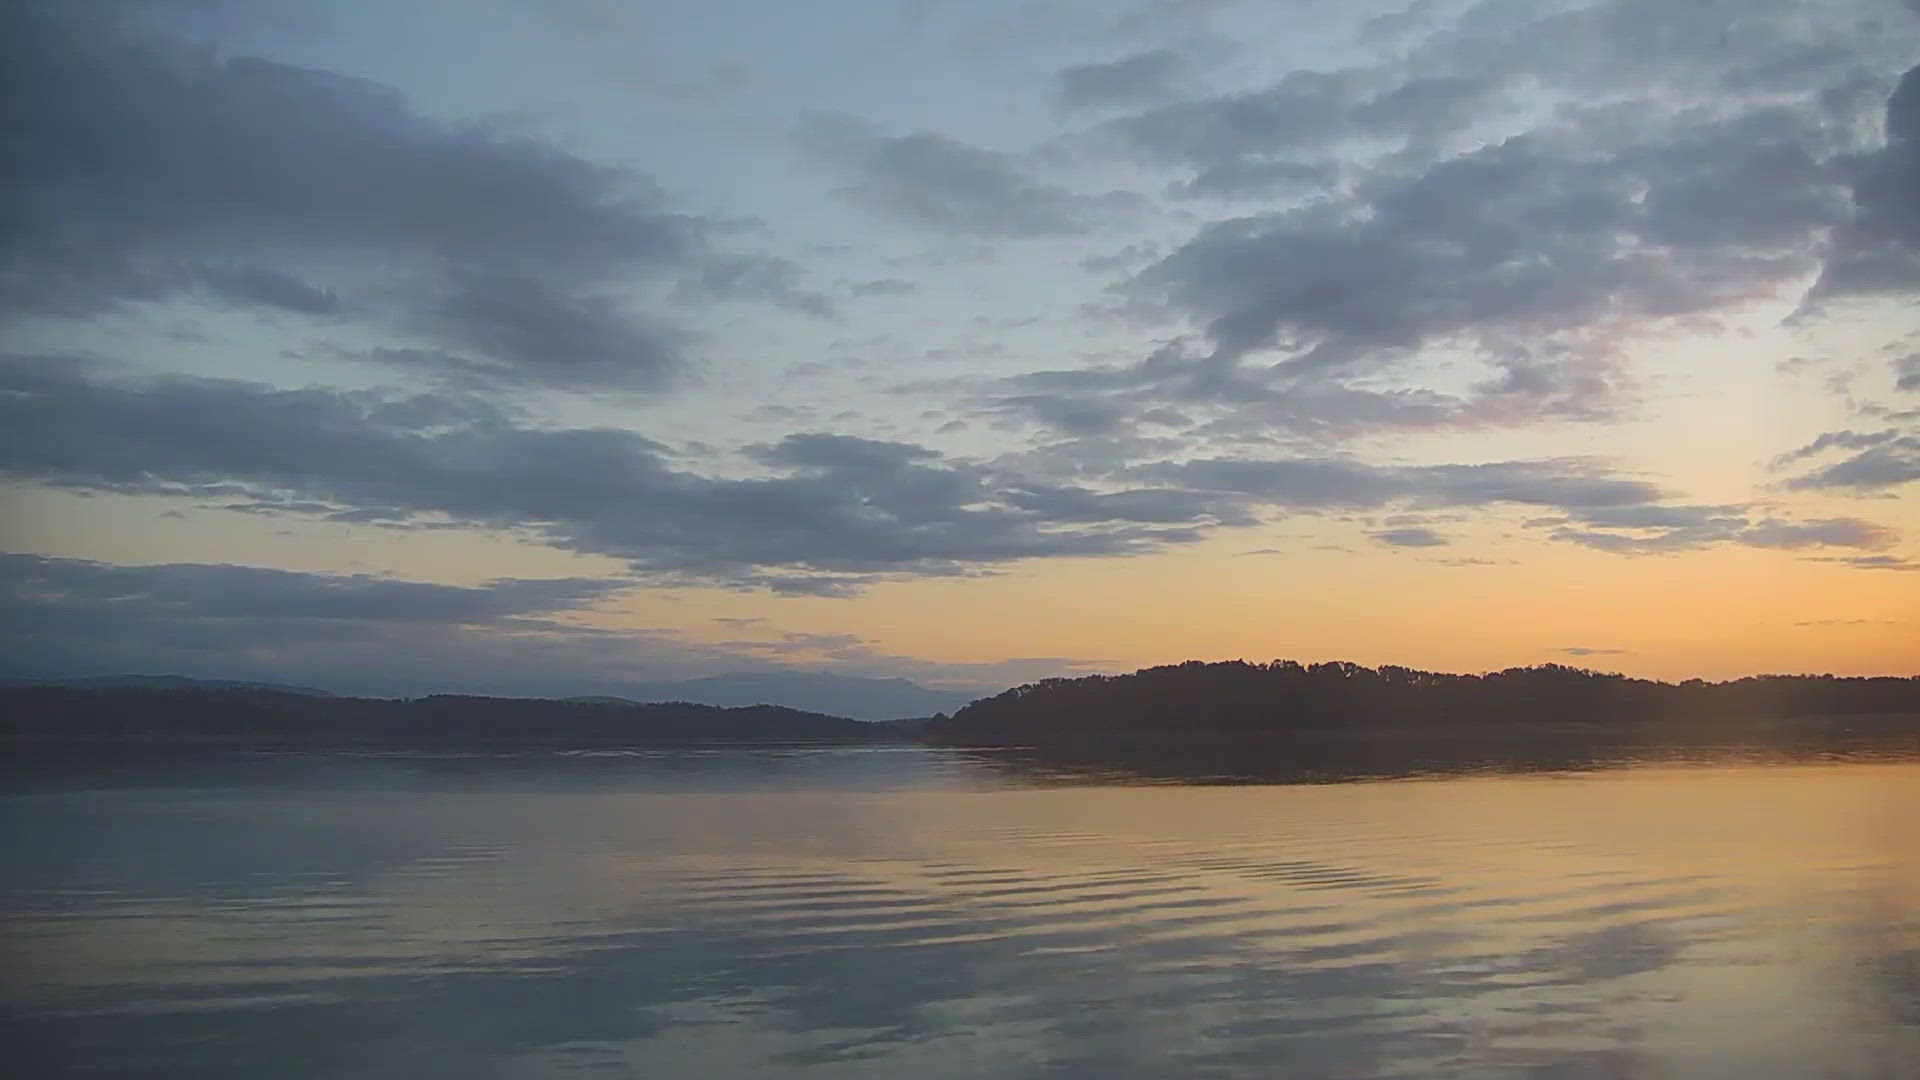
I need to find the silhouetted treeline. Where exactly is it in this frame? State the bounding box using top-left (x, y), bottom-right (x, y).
top-left (928, 660), bottom-right (1920, 747)
top-left (0, 686), bottom-right (881, 748)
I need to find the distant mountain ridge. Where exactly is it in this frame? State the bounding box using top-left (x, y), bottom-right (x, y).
top-left (0, 685), bottom-right (882, 748)
top-left (601, 673), bottom-right (978, 721)
top-left (0, 674), bottom-right (337, 697)
top-left (0, 672), bottom-right (985, 721)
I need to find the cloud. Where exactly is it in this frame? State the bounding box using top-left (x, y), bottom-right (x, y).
top-left (9, 358), bottom-right (1795, 594)
top-left (972, 335), bottom-right (1629, 447)
top-left (795, 112), bottom-right (1129, 237)
top-left (992, 394), bottom-right (1135, 436)
top-left (1370, 527), bottom-right (1449, 548)
top-left (1775, 430), bottom-right (1920, 491)
top-left (1165, 158), bottom-right (1340, 201)
top-left (845, 278), bottom-right (919, 297)
top-left (0, 553), bottom-right (626, 626)
top-left (0, 554), bottom-right (1086, 695)
top-left (1735, 518), bottom-right (1898, 550)
top-left (1057, 49), bottom-right (1190, 112)
top-left (1569, 504), bottom-right (1749, 530)
top-left (1104, 0), bottom-right (1897, 181)
top-left (0, 360), bottom-right (1230, 595)
top-left (1560, 647), bottom-right (1630, 657)
top-left (1102, 66), bottom-right (1375, 169)
top-left (0, 3), bottom-right (817, 391)
top-left (901, 2), bottom-right (1919, 468)
top-left (1139, 456), bottom-right (1663, 510)
top-left (0, 553), bottom-right (653, 687)
top-left (1775, 429), bottom-right (1906, 466)
top-left (1048, 0), bottom-right (1915, 453)
top-left (1805, 554), bottom-right (1920, 571)
top-left (1896, 353), bottom-right (1920, 392)
top-left (1811, 63), bottom-right (1920, 299)
top-left (1541, 505), bottom-right (1898, 555)
top-left (1134, 110), bottom-right (1848, 370)
top-left (421, 272), bottom-right (687, 391)
top-left (191, 263), bottom-right (346, 316)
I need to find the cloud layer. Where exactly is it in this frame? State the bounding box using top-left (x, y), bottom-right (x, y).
top-left (0, 554), bottom-right (1108, 696)
top-left (0, 553), bottom-right (644, 687)
top-left (8, 358), bottom-right (1895, 598)
top-left (0, 3), bottom-right (820, 391)
top-left (2, 0), bottom-right (1915, 685)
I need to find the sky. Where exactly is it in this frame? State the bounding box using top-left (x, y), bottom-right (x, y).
top-left (2, 0), bottom-right (1917, 697)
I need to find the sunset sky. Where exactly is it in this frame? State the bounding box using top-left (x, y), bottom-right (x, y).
top-left (3, 0), bottom-right (1917, 696)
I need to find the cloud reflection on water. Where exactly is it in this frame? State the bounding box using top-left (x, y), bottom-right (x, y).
top-left (3, 743), bottom-right (1918, 1078)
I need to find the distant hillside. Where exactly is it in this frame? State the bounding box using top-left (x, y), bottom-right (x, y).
top-left (0, 671), bottom-right (989, 721)
top-left (604, 672), bottom-right (980, 721)
top-left (0, 686), bottom-right (880, 748)
top-left (930, 660), bottom-right (1920, 747)
top-left (0, 674), bottom-right (336, 696)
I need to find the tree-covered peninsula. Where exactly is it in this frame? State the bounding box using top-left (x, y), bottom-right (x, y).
top-left (927, 660), bottom-right (1920, 746)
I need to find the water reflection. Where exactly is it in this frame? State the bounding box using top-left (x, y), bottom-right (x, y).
top-left (947, 714), bottom-right (1920, 786)
top-left (4, 740), bottom-right (1918, 1078)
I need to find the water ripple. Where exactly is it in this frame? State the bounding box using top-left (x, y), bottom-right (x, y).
top-left (4, 750), bottom-right (1919, 1078)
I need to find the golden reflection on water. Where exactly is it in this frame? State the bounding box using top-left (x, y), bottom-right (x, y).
top-left (4, 752), bottom-right (1918, 1078)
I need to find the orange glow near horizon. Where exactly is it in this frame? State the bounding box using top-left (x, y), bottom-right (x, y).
top-left (661, 536), bottom-right (1920, 684)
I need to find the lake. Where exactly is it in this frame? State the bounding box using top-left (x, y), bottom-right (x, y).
top-left (4, 737), bottom-right (1918, 1078)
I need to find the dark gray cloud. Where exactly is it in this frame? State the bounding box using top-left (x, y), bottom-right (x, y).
top-left (191, 263), bottom-right (346, 316)
top-left (1057, 49), bottom-right (1190, 112)
top-left (1531, 503), bottom-right (1746, 553)
top-left (1789, 349), bottom-right (1920, 495)
top-left (977, 336), bottom-right (1622, 446)
top-left (1896, 354), bottom-right (1920, 392)
top-left (1805, 554), bottom-right (1920, 571)
top-left (1103, 67), bottom-right (1373, 170)
top-left (0, 360), bottom-right (1227, 595)
top-left (1775, 430), bottom-right (1920, 491)
top-left (0, 554), bottom-right (1089, 694)
top-left (1737, 518), bottom-right (1899, 550)
top-left (1139, 456), bottom-right (1663, 511)
top-left (5, 359), bottom-right (1755, 594)
top-left (1102, 0), bottom-right (1876, 180)
top-left (1560, 647), bottom-right (1630, 657)
top-left (0, 553), bottom-right (659, 689)
top-left (1542, 505), bottom-right (1898, 555)
top-left (1448, 0), bottom-right (1889, 94)
top-left (0, 553), bottom-right (624, 626)
top-left (795, 112), bottom-right (1130, 237)
top-left (1060, 0), bottom-right (1913, 446)
top-left (1774, 429), bottom-right (1906, 465)
top-left (1371, 527), bottom-right (1449, 548)
top-left (1567, 504), bottom-right (1748, 531)
top-left (1166, 158), bottom-right (1340, 201)
top-left (1813, 64), bottom-right (1920, 299)
top-left (845, 278), bottom-right (919, 297)
top-left (993, 394), bottom-right (1135, 437)
top-left (0, 4), bottom-right (818, 391)
top-left (423, 272), bottom-right (687, 391)
top-left (1134, 107), bottom-right (1849, 371)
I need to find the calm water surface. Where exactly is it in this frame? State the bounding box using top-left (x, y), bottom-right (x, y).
top-left (4, 740), bottom-right (1919, 1078)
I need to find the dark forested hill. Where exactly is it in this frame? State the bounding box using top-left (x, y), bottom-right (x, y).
top-left (927, 660), bottom-right (1920, 747)
top-left (0, 686), bottom-right (879, 748)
